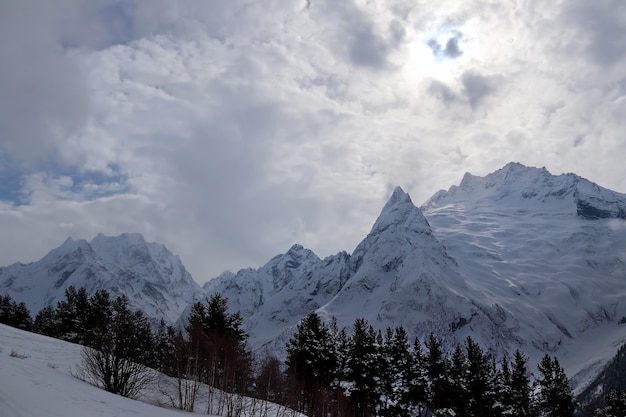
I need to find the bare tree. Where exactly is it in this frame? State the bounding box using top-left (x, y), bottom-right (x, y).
top-left (78, 346), bottom-right (155, 399)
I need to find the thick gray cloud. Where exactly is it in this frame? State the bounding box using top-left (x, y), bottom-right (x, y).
top-left (0, 2), bottom-right (88, 169)
top-left (349, 24), bottom-right (390, 68)
top-left (461, 71), bottom-right (496, 109)
top-left (560, 0), bottom-right (626, 68)
top-left (0, 0), bottom-right (625, 282)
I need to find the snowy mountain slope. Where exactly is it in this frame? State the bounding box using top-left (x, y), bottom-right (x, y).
top-left (0, 233), bottom-right (199, 323)
top-left (420, 162), bottom-right (626, 387)
top-left (201, 244), bottom-right (352, 348)
top-left (317, 187), bottom-right (506, 349)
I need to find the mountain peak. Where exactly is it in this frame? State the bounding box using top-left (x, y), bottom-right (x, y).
top-left (91, 232), bottom-right (146, 246)
top-left (287, 243), bottom-right (306, 254)
top-left (369, 186), bottom-right (430, 236)
top-left (0, 232), bottom-right (199, 323)
top-left (387, 186), bottom-right (410, 204)
top-left (424, 162), bottom-right (626, 219)
top-left (427, 163), bottom-right (575, 209)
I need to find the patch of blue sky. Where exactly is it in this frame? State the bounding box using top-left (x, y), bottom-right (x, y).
top-left (65, 164), bottom-right (131, 201)
top-left (0, 164), bottom-right (130, 206)
top-left (0, 170), bottom-right (26, 205)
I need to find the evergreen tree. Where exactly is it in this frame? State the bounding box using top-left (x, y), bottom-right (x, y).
top-left (0, 294), bottom-right (33, 330)
top-left (499, 356), bottom-right (513, 415)
top-left (506, 350), bottom-right (536, 417)
top-left (328, 316), bottom-right (350, 416)
top-left (344, 318), bottom-right (379, 417)
top-left (154, 318), bottom-right (177, 376)
top-left (536, 354), bottom-right (576, 417)
top-left (379, 326), bottom-right (413, 417)
top-left (34, 305), bottom-right (59, 336)
top-left (595, 389), bottom-right (626, 417)
top-left (449, 343), bottom-right (470, 416)
top-left (425, 333), bottom-right (450, 414)
top-left (490, 357), bottom-right (506, 417)
top-left (407, 337), bottom-right (429, 416)
top-left (185, 293), bottom-right (251, 394)
top-left (12, 301), bottom-right (33, 330)
top-left (604, 342), bottom-right (626, 393)
top-left (285, 312), bottom-right (337, 417)
top-left (84, 289), bottom-right (113, 347)
top-left (585, 342), bottom-right (626, 416)
top-left (56, 286), bottom-right (89, 343)
top-left (465, 336), bottom-right (496, 417)
top-left (0, 295), bottom-right (10, 322)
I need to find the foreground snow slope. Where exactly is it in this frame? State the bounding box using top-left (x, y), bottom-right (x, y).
top-left (0, 324), bottom-right (300, 417)
top-left (0, 324), bottom-right (197, 417)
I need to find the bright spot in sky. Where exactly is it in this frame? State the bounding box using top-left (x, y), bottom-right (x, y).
top-left (403, 24), bottom-right (469, 84)
top-left (428, 29), bottom-right (463, 60)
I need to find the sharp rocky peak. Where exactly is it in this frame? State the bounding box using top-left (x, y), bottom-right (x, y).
top-left (349, 186), bottom-right (441, 272)
top-left (369, 186), bottom-right (431, 236)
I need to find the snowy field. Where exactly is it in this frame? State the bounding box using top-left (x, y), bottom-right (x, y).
top-left (0, 324), bottom-right (294, 417)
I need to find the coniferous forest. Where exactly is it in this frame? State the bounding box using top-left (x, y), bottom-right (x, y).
top-left (2, 288), bottom-right (625, 417)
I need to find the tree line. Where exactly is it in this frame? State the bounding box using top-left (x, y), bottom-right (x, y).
top-left (2, 289), bottom-right (625, 416)
top-left (282, 312), bottom-right (576, 417)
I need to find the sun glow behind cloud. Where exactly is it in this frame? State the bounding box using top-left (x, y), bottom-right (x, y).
top-left (402, 22), bottom-right (475, 87)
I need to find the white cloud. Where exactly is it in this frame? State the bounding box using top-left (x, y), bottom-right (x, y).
top-left (0, 0), bottom-right (625, 282)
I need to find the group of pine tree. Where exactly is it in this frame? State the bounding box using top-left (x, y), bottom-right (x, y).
top-left (2, 288), bottom-right (626, 416)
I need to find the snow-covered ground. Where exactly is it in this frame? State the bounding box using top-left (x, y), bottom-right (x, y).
top-left (0, 324), bottom-right (293, 417)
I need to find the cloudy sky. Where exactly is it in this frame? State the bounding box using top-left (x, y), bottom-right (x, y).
top-left (1, 0), bottom-right (625, 283)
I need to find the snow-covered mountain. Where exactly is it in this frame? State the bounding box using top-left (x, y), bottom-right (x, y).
top-left (419, 163), bottom-right (626, 387)
top-left (203, 162), bottom-right (626, 389)
top-left (0, 233), bottom-right (199, 323)
top-left (200, 244), bottom-right (352, 349)
top-left (2, 162), bottom-right (626, 391)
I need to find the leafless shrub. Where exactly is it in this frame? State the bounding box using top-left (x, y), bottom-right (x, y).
top-left (75, 346), bottom-right (156, 399)
top-left (9, 349), bottom-right (29, 359)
